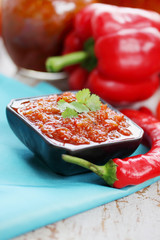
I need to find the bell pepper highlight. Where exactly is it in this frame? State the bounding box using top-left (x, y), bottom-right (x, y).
top-left (62, 109), bottom-right (160, 188)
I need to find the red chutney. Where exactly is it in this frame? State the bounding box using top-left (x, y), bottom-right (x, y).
top-left (17, 92), bottom-right (132, 145)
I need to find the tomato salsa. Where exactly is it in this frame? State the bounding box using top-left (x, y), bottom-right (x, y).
top-left (15, 92), bottom-right (132, 145)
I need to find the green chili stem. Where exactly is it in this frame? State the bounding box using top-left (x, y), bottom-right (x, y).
top-left (46, 51), bottom-right (88, 72)
top-left (62, 154), bottom-right (103, 175)
top-left (62, 154), bottom-right (118, 187)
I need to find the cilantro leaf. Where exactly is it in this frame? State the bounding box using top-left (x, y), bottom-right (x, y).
top-left (86, 94), bottom-right (101, 112)
top-left (70, 101), bottom-right (89, 113)
top-left (57, 89), bottom-right (101, 118)
top-left (62, 108), bottom-right (78, 118)
top-left (58, 99), bottom-right (76, 111)
top-left (57, 99), bottom-right (70, 111)
top-left (76, 88), bottom-right (91, 104)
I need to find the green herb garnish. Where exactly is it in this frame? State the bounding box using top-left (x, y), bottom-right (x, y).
top-left (57, 89), bottom-right (101, 118)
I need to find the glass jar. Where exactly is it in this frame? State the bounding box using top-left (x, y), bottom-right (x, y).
top-left (2, 0), bottom-right (96, 72)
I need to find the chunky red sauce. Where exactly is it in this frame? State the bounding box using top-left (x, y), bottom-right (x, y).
top-left (15, 92), bottom-right (132, 145)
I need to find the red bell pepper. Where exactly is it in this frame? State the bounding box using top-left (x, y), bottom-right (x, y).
top-left (69, 66), bottom-right (89, 90)
top-left (138, 106), bottom-right (153, 116)
top-left (88, 69), bottom-right (159, 105)
top-left (156, 101), bottom-right (160, 120)
top-left (95, 27), bottom-right (160, 82)
top-left (46, 4), bottom-right (160, 105)
top-left (62, 109), bottom-right (160, 188)
top-left (74, 3), bottom-right (160, 41)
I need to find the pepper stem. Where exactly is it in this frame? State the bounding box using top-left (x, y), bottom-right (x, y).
top-left (62, 154), bottom-right (118, 187)
top-left (46, 51), bottom-right (88, 72)
top-left (46, 38), bottom-right (97, 72)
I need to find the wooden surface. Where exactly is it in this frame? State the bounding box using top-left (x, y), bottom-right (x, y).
top-left (1, 38), bottom-right (160, 240)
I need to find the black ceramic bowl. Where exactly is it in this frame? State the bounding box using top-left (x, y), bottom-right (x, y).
top-left (6, 93), bottom-right (144, 176)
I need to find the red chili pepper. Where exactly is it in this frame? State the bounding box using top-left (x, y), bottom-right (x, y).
top-left (62, 109), bottom-right (160, 188)
top-left (46, 4), bottom-right (160, 105)
top-left (156, 101), bottom-right (160, 120)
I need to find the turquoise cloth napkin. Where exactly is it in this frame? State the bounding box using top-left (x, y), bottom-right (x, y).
top-left (0, 74), bottom-right (160, 240)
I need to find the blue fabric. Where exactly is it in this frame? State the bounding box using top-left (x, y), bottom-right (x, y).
top-left (0, 73), bottom-right (160, 240)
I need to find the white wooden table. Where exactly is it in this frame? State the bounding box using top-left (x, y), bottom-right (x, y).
top-left (1, 38), bottom-right (160, 240)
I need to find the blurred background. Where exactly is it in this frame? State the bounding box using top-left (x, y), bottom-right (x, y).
top-left (1, 0), bottom-right (160, 73)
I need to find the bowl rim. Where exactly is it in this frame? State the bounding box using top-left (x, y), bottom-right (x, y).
top-left (6, 92), bottom-right (144, 153)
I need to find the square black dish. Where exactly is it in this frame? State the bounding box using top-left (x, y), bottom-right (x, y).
top-left (6, 92), bottom-right (144, 176)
